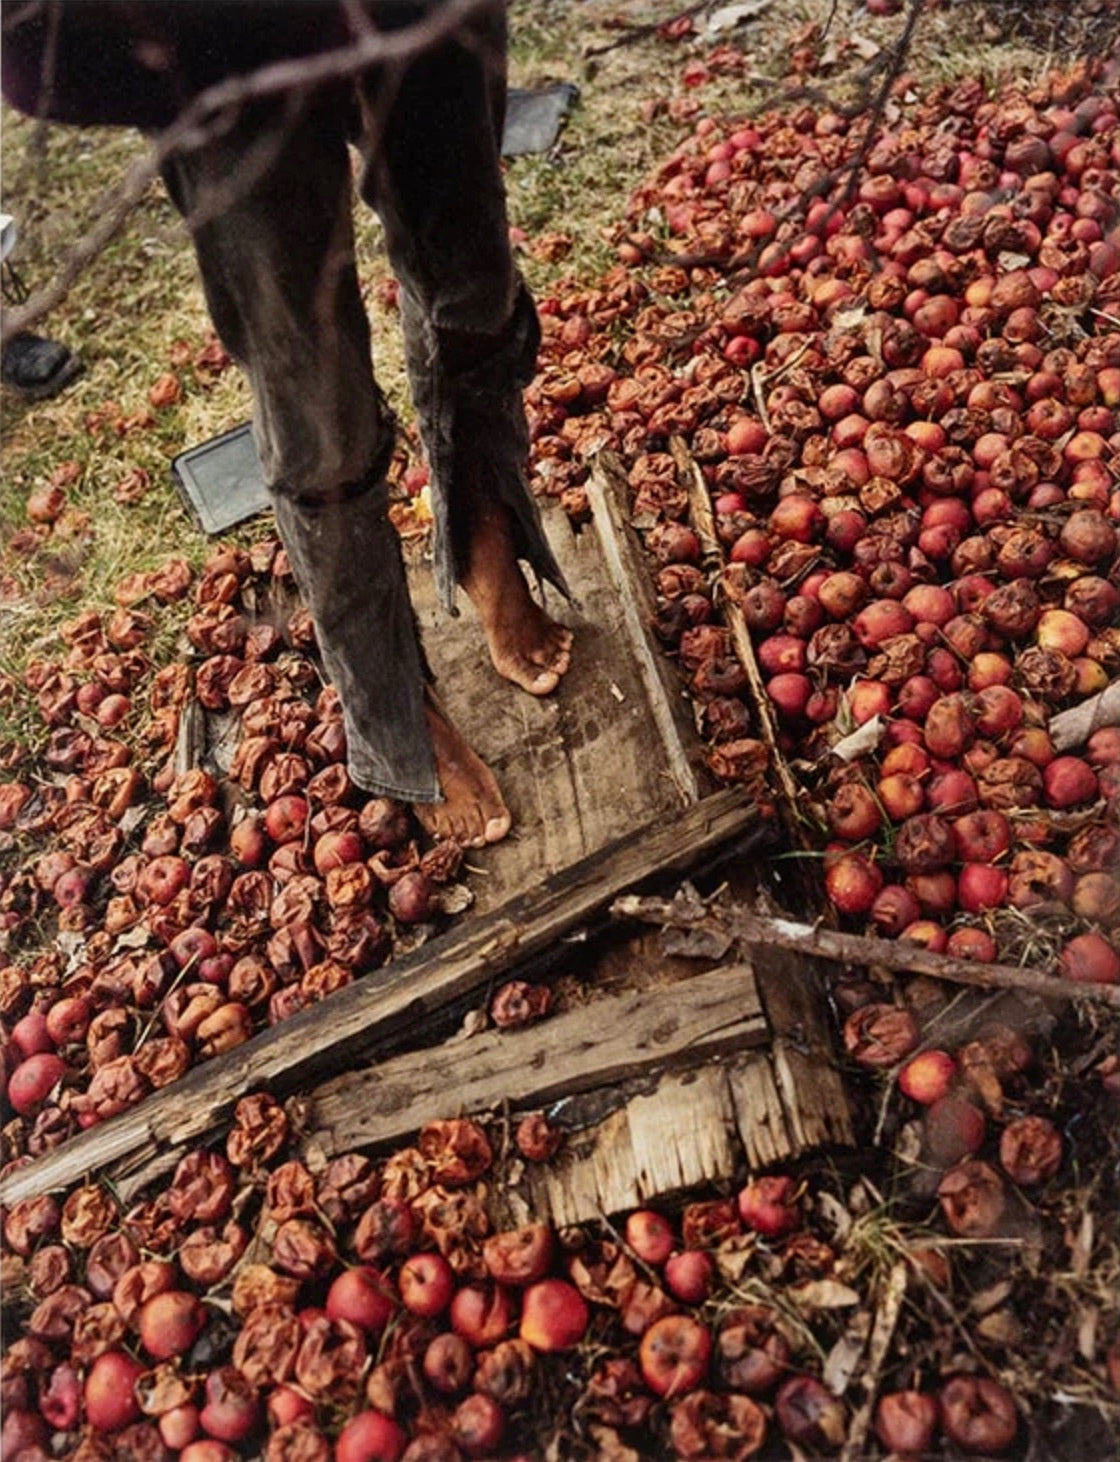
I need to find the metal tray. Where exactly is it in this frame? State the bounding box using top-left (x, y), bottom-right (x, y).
top-left (171, 421), bottom-right (271, 535)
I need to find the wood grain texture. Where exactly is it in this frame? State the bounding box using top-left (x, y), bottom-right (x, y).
top-left (727, 1053), bottom-right (795, 1169)
top-left (410, 493), bottom-right (703, 917)
top-left (529, 1066), bottom-right (744, 1228)
top-left (585, 455), bottom-right (706, 806)
top-left (302, 961), bottom-right (765, 1168)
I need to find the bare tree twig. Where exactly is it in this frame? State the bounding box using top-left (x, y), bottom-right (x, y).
top-left (2, 0), bottom-right (493, 345)
top-left (611, 893), bottom-right (1120, 1010)
top-left (582, 1), bottom-right (714, 60)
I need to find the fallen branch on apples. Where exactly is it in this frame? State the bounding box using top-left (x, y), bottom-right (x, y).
top-left (611, 893), bottom-right (1120, 1009)
top-left (1049, 679), bottom-right (1120, 753)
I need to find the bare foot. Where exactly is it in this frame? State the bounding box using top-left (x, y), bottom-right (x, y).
top-left (462, 502), bottom-right (573, 696)
top-left (414, 690), bottom-right (512, 848)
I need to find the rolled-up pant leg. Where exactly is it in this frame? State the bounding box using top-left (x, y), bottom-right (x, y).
top-left (161, 95), bottom-right (439, 802)
top-left (355, 1), bottom-right (568, 612)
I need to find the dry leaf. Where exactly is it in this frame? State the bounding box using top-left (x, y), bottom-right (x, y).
top-left (789, 1278), bottom-right (861, 1311)
top-left (588, 1425), bottom-right (641, 1462)
top-left (714, 1233), bottom-right (757, 1284)
top-left (435, 881), bottom-right (474, 916)
top-left (823, 1309), bottom-right (871, 1394)
top-left (970, 1279), bottom-right (1014, 1316)
top-left (1069, 1209), bottom-right (1094, 1280)
top-left (976, 1309), bottom-right (1023, 1347)
top-left (832, 714), bottom-right (885, 762)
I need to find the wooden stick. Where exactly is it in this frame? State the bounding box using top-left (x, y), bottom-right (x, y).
top-left (840, 1262), bottom-right (908, 1462)
top-left (672, 437), bottom-right (806, 827)
top-left (611, 896), bottom-right (1120, 1010)
top-left (587, 455), bottom-right (704, 806)
top-left (1049, 680), bottom-right (1120, 753)
top-left (0, 789), bottom-right (767, 1207)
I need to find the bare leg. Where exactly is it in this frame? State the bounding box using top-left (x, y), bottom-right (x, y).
top-left (414, 687), bottom-right (512, 848)
top-left (461, 499), bottom-right (573, 696)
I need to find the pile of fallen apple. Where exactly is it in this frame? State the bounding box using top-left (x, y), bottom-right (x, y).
top-left (5, 1084), bottom-right (1081, 1462)
top-left (523, 56), bottom-right (1120, 980)
top-left (0, 533), bottom-right (468, 1157)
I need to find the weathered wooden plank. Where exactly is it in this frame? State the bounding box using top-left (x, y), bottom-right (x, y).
top-left (304, 964), bottom-right (760, 1157)
top-left (0, 787), bottom-right (768, 1206)
top-left (533, 1067), bottom-right (740, 1226)
top-left (410, 495), bottom-right (702, 918)
top-left (541, 1106), bottom-right (635, 1230)
top-left (771, 1038), bottom-right (854, 1152)
top-left (302, 961), bottom-right (765, 1167)
top-left (727, 1053), bottom-right (795, 1169)
top-left (674, 437), bottom-right (806, 826)
top-left (626, 1066), bottom-right (740, 1196)
top-left (585, 455), bottom-right (707, 807)
top-left (528, 1067), bottom-right (744, 1228)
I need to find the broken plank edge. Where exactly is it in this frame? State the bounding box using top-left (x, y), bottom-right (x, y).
top-left (301, 960), bottom-right (766, 1169)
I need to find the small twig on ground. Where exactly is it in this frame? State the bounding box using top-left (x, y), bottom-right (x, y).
top-left (583, 1), bottom-right (713, 60)
top-left (840, 1261), bottom-right (908, 1462)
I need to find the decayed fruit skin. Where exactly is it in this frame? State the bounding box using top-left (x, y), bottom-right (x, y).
top-left (939, 1375), bottom-right (1019, 1453)
top-left (775, 1374), bottom-right (847, 1451)
top-left (842, 1003), bottom-right (919, 1067)
top-left (715, 1306), bottom-right (790, 1395)
top-left (483, 1223), bottom-right (555, 1286)
top-left (938, 1159), bottom-right (1007, 1238)
top-left (999, 1115), bottom-right (1062, 1185)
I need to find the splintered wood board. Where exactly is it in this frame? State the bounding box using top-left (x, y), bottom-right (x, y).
top-left (407, 493), bottom-right (708, 915)
top-left (295, 961), bottom-right (766, 1181)
top-left (0, 786), bottom-right (765, 1207)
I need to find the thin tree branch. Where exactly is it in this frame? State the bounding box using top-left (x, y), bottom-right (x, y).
top-left (1, 0), bottom-right (493, 345)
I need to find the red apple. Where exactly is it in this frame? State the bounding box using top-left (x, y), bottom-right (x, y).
top-left (84, 1350), bottom-right (145, 1432)
top-left (450, 1283), bottom-right (514, 1348)
top-left (737, 1176), bottom-right (801, 1237)
top-left (664, 1250), bottom-right (715, 1305)
top-left (639, 1314), bottom-right (711, 1398)
top-left (398, 1252), bottom-right (454, 1317)
top-left (327, 1266), bottom-right (397, 1334)
top-left (624, 1209), bottom-right (675, 1267)
top-left (898, 1049), bottom-right (957, 1104)
top-left (519, 1279), bottom-right (590, 1352)
top-left (138, 1290), bottom-right (207, 1359)
top-left (335, 1409), bottom-right (408, 1462)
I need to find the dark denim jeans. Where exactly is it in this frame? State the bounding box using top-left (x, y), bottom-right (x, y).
top-left (160, 2), bottom-right (564, 801)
